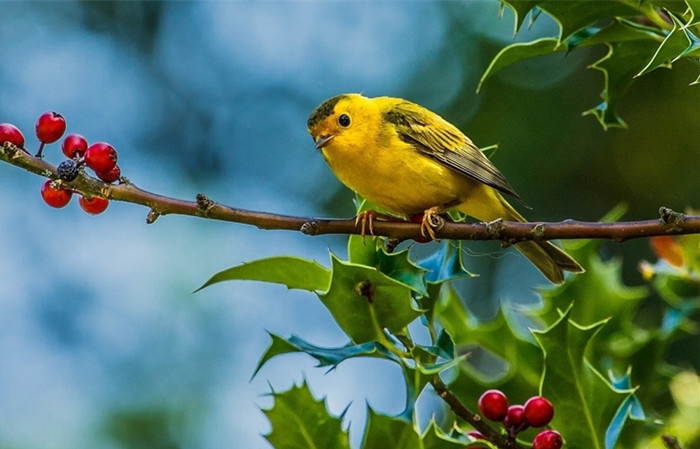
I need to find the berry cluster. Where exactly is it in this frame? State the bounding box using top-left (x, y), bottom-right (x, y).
top-left (0, 111), bottom-right (121, 215)
top-left (470, 389), bottom-right (562, 449)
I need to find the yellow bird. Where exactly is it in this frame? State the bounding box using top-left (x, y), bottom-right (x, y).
top-left (307, 93), bottom-right (583, 284)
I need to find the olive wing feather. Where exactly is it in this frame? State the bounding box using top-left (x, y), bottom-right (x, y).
top-left (383, 102), bottom-right (522, 201)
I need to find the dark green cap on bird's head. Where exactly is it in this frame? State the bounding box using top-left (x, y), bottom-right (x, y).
top-left (307, 95), bottom-right (346, 130)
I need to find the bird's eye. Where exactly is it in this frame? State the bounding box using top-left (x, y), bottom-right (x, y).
top-left (338, 114), bottom-right (351, 127)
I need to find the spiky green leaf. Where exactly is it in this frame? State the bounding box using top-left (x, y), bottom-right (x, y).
top-left (349, 236), bottom-right (430, 297)
top-left (539, 239), bottom-right (648, 327)
top-left (195, 256), bottom-right (330, 292)
top-left (320, 254), bottom-right (423, 343)
top-left (637, 11), bottom-right (700, 76)
top-left (478, 38), bottom-right (561, 92)
top-left (361, 410), bottom-right (418, 449)
top-left (538, 1), bottom-right (656, 42)
top-left (500, 1), bottom-right (539, 35)
top-left (605, 371), bottom-right (645, 449)
top-left (421, 421), bottom-right (475, 449)
top-left (264, 382), bottom-right (350, 449)
top-left (533, 305), bottom-right (638, 449)
top-left (417, 241), bottom-right (474, 284)
top-left (253, 333), bottom-right (400, 378)
top-left (437, 287), bottom-right (543, 388)
top-left (488, 2), bottom-right (700, 129)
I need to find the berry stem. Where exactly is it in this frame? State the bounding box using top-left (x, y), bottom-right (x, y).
top-left (35, 142), bottom-right (45, 158)
top-left (430, 376), bottom-right (526, 449)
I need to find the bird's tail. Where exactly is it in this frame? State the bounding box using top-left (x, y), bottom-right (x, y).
top-left (502, 200), bottom-right (583, 284)
top-left (458, 188), bottom-right (584, 284)
top-left (512, 239), bottom-right (583, 284)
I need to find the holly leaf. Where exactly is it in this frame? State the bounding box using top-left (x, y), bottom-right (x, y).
top-left (398, 331), bottom-right (463, 420)
top-left (480, 19), bottom-right (664, 129)
top-left (532, 305), bottom-right (638, 449)
top-left (437, 287), bottom-right (543, 387)
top-left (361, 410), bottom-right (419, 449)
top-left (263, 381), bottom-right (351, 449)
top-left (361, 410), bottom-right (470, 449)
top-left (606, 371), bottom-right (645, 449)
top-left (195, 256), bottom-right (330, 292)
top-left (253, 333), bottom-right (400, 378)
top-left (416, 241), bottom-right (474, 284)
top-left (420, 329), bottom-right (456, 361)
top-left (478, 38), bottom-right (562, 92)
top-left (486, 3), bottom-right (700, 129)
top-left (637, 11), bottom-right (700, 76)
top-left (500, 0), bottom-right (658, 42)
top-left (348, 236), bottom-right (430, 297)
top-left (348, 234), bottom-right (377, 265)
top-left (584, 36), bottom-right (663, 128)
top-left (416, 281), bottom-right (447, 330)
top-left (421, 421), bottom-right (475, 449)
top-left (499, 1), bottom-right (539, 35)
top-left (542, 244), bottom-right (647, 319)
top-left (688, 0), bottom-right (700, 25)
top-left (535, 1), bottom-right (656, 42)
top-left (320, 254), bottom-right (423, 343)
top-left (537, 206), bottom-right (647, 328)
top-left (253, 332), bottom-right (462, 426)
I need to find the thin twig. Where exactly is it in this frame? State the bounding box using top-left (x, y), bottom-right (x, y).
top-left (3, 141), bottom-right (700, 243)
top-left (430, 376), bottom-right (525, 449)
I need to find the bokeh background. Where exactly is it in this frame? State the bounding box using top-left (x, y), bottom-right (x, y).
top-left (1, 2), bottom-right (698, 448)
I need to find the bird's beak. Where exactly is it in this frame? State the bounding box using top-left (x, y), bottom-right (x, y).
top-left (314, 134), bottom-right (335, 150)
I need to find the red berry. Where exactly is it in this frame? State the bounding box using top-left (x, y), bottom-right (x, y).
top-left (62, 133), bottom-right (88, 159)
top-left (0, 123), bottom-right (25, 147)
top-left (466, 431), bottom-right (488, 449)
top-left (503, 404), bottom-right (528, 432)
top-left (95, 164), bottom-right (121, 183)
top-left (478, 389), bottom-right (509, 421)
top-left (40, 180), bottom-right (72, 208)
top-left (78, 195), bottom-right (109, 215)
top-left (524, 396), bottom-right (554, 428)
top-left (35, 111), bottom-right (66, 144)
top-left (532, 430), bottom-right (562, 449)
top-left (84, 142), bottom-right (118, 172)
top-left (466, 430), bottom-right (485, 440)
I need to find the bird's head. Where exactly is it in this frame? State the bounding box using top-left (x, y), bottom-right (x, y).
top-left (307, 93), bottom-right (370, 151)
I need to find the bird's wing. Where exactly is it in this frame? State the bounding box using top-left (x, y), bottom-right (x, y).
top-left (383, 102), bottom-right (522, 201)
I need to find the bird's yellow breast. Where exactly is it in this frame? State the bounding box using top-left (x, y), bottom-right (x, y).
top-left (319, 123), bottom-right (475, 216)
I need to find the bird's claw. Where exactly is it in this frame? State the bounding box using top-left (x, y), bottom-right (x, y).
top-left (355, 210), bottom-right (378, 243)
top-left (420, 207), bottom-right (445, 241)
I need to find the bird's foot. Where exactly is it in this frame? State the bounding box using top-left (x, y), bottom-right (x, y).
top-left (420, 207), bottom-right (445, 240)
top-left (355, 210), bottom-right (381, 243)
top-left (355, 210), bottom-right (406, 243)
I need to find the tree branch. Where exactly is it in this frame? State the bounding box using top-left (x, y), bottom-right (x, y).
top-left (431, 376), bottom-right (525, 449)
top-left (3, 141), bottom-right (700, 243)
